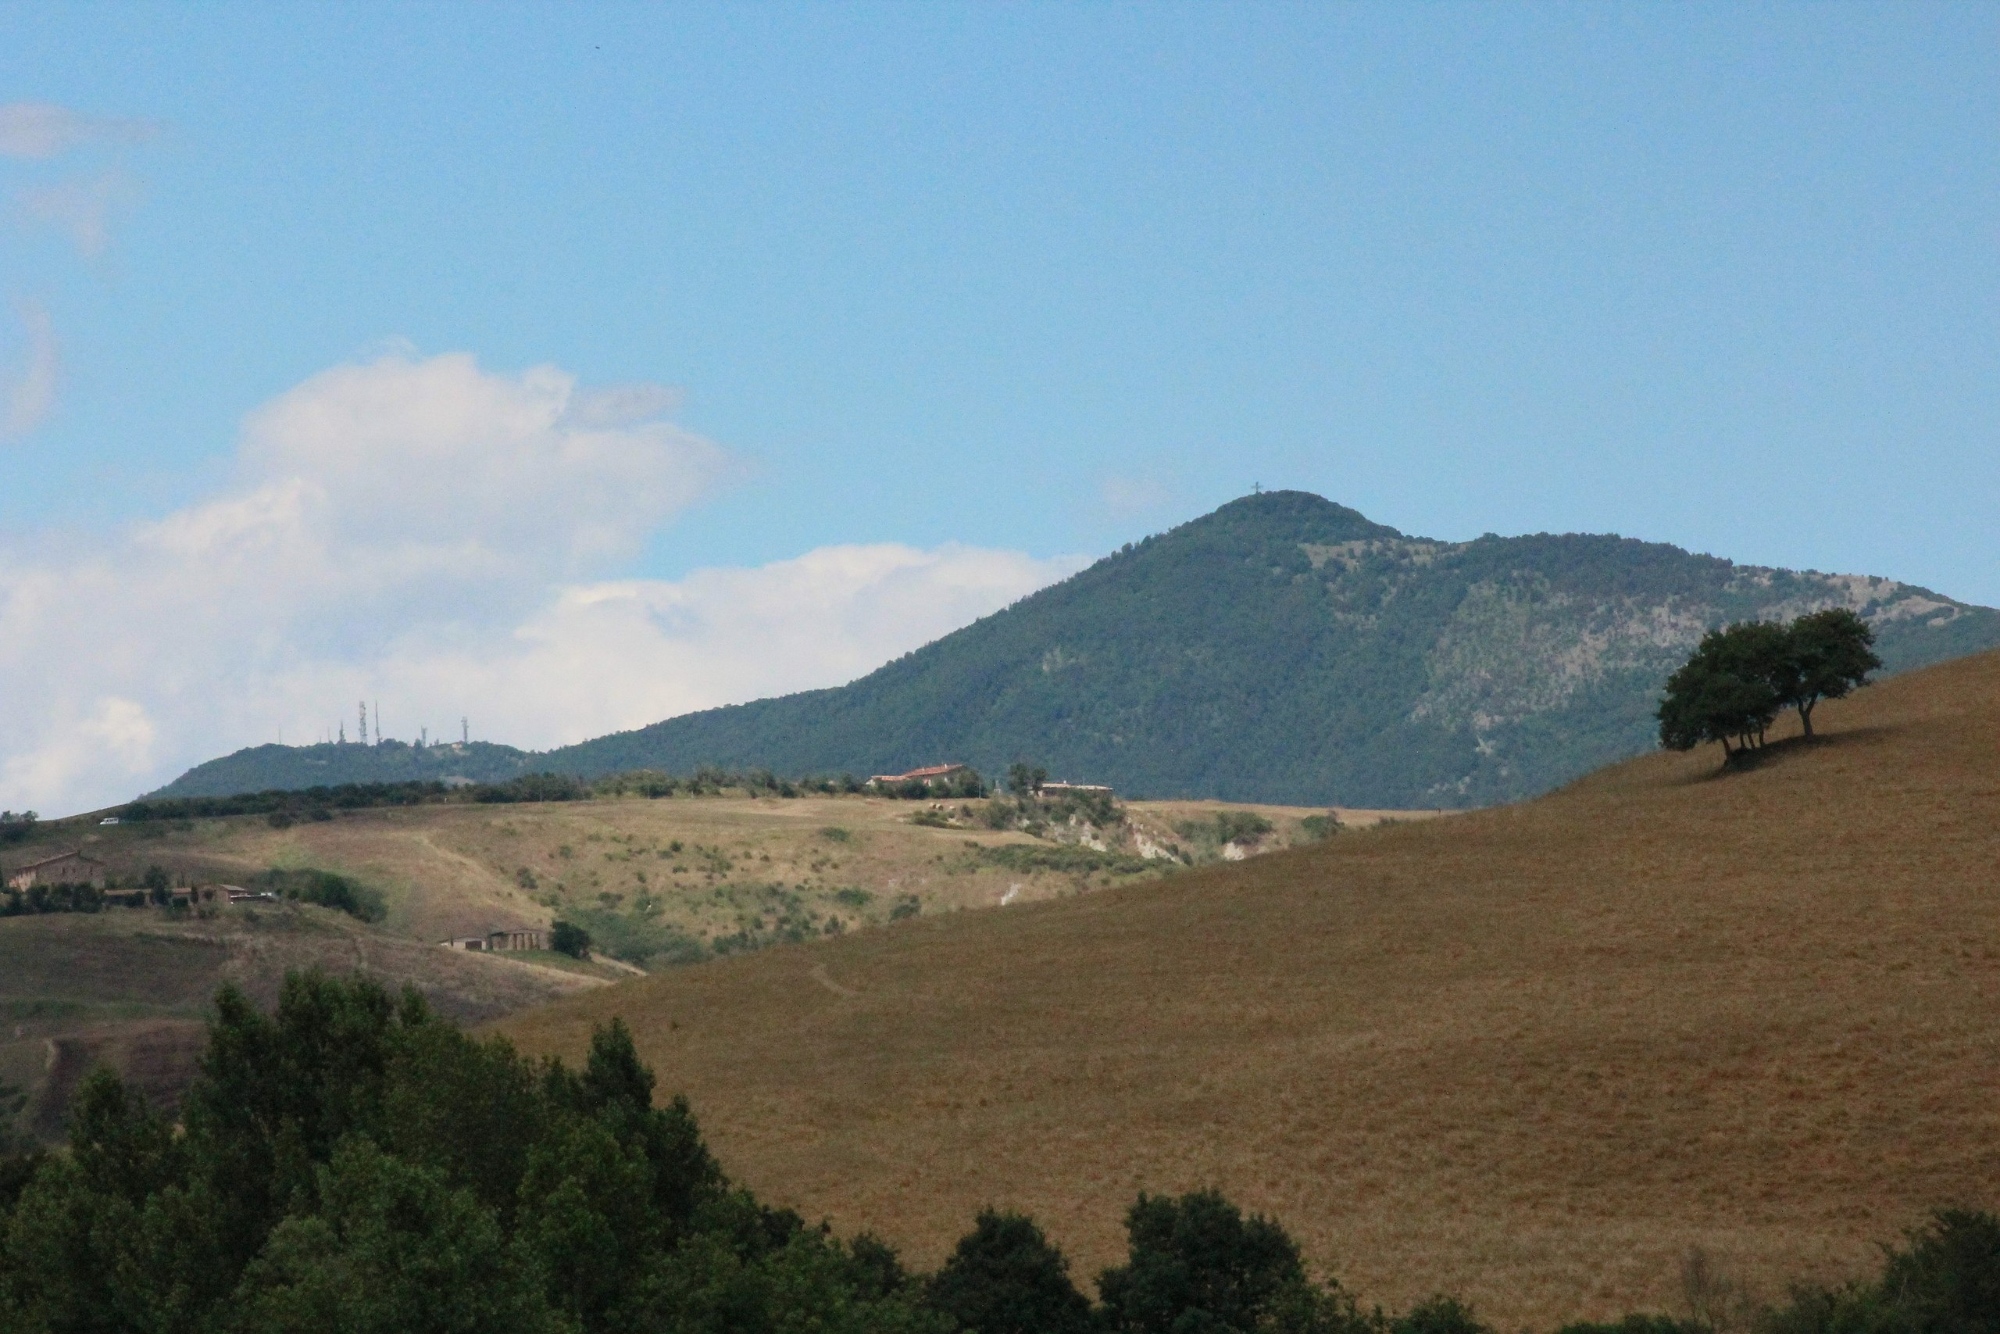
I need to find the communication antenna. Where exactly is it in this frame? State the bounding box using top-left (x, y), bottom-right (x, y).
top-left (359, 700), bottom-right (368, 746)
top-left (338, 721), bottom-right (345, 744)
top-left (462, 716), bottom-right (468, 745)
top-left (374, 700), bottom-right (381, 745)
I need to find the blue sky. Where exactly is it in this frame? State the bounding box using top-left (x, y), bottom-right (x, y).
top-left (1, 3), bottom-right (1995, 811)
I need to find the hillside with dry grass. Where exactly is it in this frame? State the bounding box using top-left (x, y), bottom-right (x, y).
top-left (495, 648), bottom-right (2000, 1329)
top-left (1, 788), bottom-right (1381, 1144)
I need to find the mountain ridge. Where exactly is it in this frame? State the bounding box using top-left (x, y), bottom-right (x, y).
top-left (152, 492), bottom-right (2000, 806)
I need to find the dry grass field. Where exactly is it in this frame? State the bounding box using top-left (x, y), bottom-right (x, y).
top-left (2, 783), bottom-right (1385, 1141)
top-left (0, 902), bottom-right (605, 1141)
top-left (496, 649), bottom-right (2000, 1329)
top-left (15, 791), bottom-right (1403, 964)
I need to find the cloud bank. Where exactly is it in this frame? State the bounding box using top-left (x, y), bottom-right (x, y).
top-left (0, 352), bottom-right (1081, 815)
top-left (0, 103), bottom-right (157, 160)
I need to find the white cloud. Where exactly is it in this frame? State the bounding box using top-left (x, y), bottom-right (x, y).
top-left (0, 103), bottom-right (157, 160)
top-left (0, 350), bottom-right (1082, 814)
top-left (19, 169), bottom-right (140, 257)
top-left (376, 543), bottom-right (1089, 747)
top-left (1, 300), bottom-right (58, 441)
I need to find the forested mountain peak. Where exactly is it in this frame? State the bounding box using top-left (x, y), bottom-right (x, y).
top-left (155, 493), bottom-right (2000, 807)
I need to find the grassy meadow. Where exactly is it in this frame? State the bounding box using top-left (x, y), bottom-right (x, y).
top-left (493, 649), bottom-right (2000, 1329)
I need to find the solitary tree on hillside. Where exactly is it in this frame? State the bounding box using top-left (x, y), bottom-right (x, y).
top-left (1658, 609), bottom-right (1882, 760)
top-left (1778, 607), bottom-right (1881, 737)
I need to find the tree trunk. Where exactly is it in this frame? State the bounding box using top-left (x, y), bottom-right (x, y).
top-left (1799, 697), bottom-right (1816, 738)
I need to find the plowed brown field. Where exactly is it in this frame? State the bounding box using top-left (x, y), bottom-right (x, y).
top-left (496, 650), bottom-right (2000, 1328)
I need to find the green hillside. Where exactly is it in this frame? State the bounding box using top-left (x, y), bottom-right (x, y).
top-left (156, 493), bottom-right (2000, 807)
top-left (154, 738), bottom-right (537, 798)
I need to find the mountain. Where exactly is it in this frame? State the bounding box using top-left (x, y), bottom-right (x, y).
top-left (495, 648), bottom-right (2000, 1329)
top-left (154, 492), bottom-right (2000, 807)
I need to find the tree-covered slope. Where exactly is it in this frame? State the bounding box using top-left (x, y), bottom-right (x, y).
top-left (157, 492), bottom-right (2000, 807)
top-left (540, 492), bottom-right (1998, 807)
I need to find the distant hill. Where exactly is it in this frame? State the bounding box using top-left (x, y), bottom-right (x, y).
top-left (154, 738), bottom-right (538, 798)
top-left (154, 492), bottom-right (2000, 806)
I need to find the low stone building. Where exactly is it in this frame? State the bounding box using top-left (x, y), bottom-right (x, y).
top-left (5, 849), bottom-right (108, 891)
top-left (442, 927), bottom-right (544, 953)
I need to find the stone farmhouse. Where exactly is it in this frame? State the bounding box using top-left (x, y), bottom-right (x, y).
top-left (867, 763), bottom-right (969, 790)
top-left (5, 849), bottom-right (108, 891)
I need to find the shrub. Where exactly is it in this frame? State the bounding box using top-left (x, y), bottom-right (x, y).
top-left (1392, 1296), bottom-right (1494, 1334)
top-left (1214, 811), bottom-right (1274, 844)
top-left (255, 868), bottom-right (386, 922)
top-left (550, 920), bottom-right (591, 959)
top-left (1299, 813), bottom-right (1342, 841)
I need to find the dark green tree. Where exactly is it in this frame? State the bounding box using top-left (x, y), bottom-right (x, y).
top-left (1656, 622), bottom-right (1786, 759)
top-left (926, 1209), bottom-right (1094, 1334)
top-left (551, 920), bottom-right (592, 959)
top-left (1006, 764), bottom-right (1048, 798)
top-left (1762, 1208), bottom-right (2000, 1333)
top-left (226, 1137), bottom-right (559, 1334)
top-left (1098, 1190), bottom-right (1339, 1334)
top-left (1778, 607), bottom-right (1881, 738)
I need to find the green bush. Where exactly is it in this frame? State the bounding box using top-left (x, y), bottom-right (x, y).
top-left (550, 920), bottom-right (591, 959)
top-left (255, 868), bottom-right (386, 922)
top-left (563, 907), bottom-right (706, 968)
top-left (972, 844), bottom-right (1153, 877)
top-left (1299, 813), bottom-right (1342, 841)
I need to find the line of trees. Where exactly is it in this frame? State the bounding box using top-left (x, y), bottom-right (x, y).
top-left (1656, 609), bottom-right (1881, 760)
top-left (105, 766), bottom-right (989, 829)
top-left (4, 972), bottom-right (1993, 1333)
